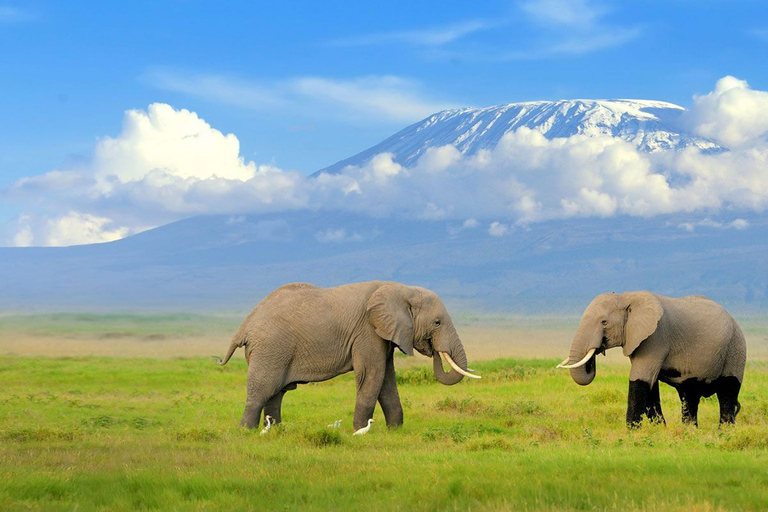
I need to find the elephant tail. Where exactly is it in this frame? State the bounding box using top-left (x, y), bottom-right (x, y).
top-left (217, 331), bottom-right (247, 366)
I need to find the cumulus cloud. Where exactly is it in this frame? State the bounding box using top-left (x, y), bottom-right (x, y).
top-left (13, 212), bottom-right (130, 247)
top-left (7, 76), bottom-right (768, 246)
top-left (93, 104), bottom-right (256, 183)
top-left (684, 76), bottom-right (768, 147)
top-left (6, 103), bottom-right (310, 246)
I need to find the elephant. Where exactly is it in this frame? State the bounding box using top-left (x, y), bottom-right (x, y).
top-left (217, 281), bottom-right (479, 430)
top-left (557, 291), bottom-right (746, 427)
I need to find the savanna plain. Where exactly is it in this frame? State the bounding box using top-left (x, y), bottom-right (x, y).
top-left (2, 313), bottom-right (768, 511)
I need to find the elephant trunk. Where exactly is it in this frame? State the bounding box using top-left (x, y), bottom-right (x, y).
top-left (563, 320), bottom-right (602, 386)
top-left (432, 335), bottom-right (469, 386)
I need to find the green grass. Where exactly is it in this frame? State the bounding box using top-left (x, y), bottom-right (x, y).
top-left (1, 356), bottom-right (768, 511)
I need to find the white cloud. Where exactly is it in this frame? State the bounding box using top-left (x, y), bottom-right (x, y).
top-left (488, 222), bottom-right (509, 237)
top-left (684, 76), bottom-right (768, 147)
top-left (146, 70), bottom-right (456, 124)
top-left (330, 19), bottom-right (494, 47)
top-left (93, 103), bottom-right (256, 183)
top-left (7, 77), bottom-right (768, 247)
top-left (14, 211), bottom-right (130, 247)
top-left (509, 0), bottom-right (641, 59)
top-left (6, 103), bottom-right (310, 246)
top-left (677, 218), bottom-right (750, 233)
top-left (314, 228), bottom-right (364, 243)
top-left (519, 0), bottom-right (607, 28)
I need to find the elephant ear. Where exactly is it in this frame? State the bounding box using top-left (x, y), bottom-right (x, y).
top-left (623, 292), bottom-right (664, 357)
top-left (366, 283), bottom-right (416, 356)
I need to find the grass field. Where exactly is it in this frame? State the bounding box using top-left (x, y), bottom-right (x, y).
top-left (2, 314), bottom-right (768, 511)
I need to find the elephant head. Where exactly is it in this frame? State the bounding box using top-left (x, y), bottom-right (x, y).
top-left (367, 283), bottom-right (479, 385)
top-left (558, 292), bottom-right (663, 385)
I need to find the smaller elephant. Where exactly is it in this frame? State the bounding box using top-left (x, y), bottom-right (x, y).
top-left (217, 281), bottom-right (480, 430)
top-left (558, 291), bottom-right (746, 427)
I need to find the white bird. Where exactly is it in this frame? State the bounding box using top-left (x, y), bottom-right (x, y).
top-left (327, 419), bottom-right (342, 428)
top-left (352, 419), bottom-right (374, 436)
top-left (260, 415), bottom-right (274, 435)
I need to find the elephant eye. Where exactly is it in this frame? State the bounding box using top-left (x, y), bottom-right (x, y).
top-left (434, 319), bottom-right (441, 326)
top-left (600, 319), bottom-right (608, 326)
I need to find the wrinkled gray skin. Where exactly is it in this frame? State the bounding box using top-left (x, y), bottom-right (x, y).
top-left (219, 281), bottom-right (471, 430)
top-left (563, 292), bottom-right (746, 426)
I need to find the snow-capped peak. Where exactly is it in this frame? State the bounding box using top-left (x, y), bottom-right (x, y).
top-left (317, 99), bottom-right (721, 175)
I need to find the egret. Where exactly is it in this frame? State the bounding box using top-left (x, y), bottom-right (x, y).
top-left (327, 419), bottom-right (342, 428)
top-left (352, 419), bottom-right (374, 436)
top-left (260, 415), bottom-right (274, 435)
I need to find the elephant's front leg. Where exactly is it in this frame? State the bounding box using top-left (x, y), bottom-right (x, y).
top-left (377, 346), bottom-right (404, 428)
top-left (352, 344), bottom-right (388, 431)
top-left (627, 352), bottom-right (666, 428)
top-left (627, 379), bottom-right (664, 427)
top-left (646, 380), bottom-right (665, 424)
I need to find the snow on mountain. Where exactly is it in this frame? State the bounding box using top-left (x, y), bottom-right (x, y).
top-left (317, 99), bottom-right (722, 175)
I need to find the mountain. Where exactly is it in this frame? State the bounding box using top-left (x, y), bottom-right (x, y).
top-left (2, 210), bottom-right (767, 313)
top-left (316, 99), bottom-right (722, 175)
top-left (2, 98), bottom-right (765, 314)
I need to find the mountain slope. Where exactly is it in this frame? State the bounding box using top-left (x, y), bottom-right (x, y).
top-left (2, 211), bottom-right (767, 313)
top-left (317, 99), bottom-right (721, 175)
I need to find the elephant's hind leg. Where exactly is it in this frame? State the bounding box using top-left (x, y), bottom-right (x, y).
top-left (716, 376), bottom-right (742, 425)
top-left (240, 365), bottom-right (286, 429)
top-left (264, 383), bottom-right (298, 426)
top-left (675, 380), bottom-right (702, 427)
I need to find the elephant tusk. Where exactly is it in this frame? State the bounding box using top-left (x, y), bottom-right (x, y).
top-left (556, 357), bottom-right (570, 368)
top-left (556, 348), bottom-right (596, 369)
top-left (440, 352), bottom-right (481, 379)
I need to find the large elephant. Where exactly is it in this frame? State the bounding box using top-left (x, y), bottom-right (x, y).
top-left (557, 292), bottom-right (746, 427)
top-left (218, 281), bottom-right (479, 430)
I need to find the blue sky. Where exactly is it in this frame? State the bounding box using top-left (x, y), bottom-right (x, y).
top-left (2, 0), bottom-right (768, 246)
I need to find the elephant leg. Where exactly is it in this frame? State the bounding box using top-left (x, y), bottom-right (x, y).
top-left (263, 383), bottom-right (298, 425)
top-left (377, 346), bottom-right (404, 429)
top-left (676, 382), bottom-right (701, 427)
top-left (352, 346), bottom-right (387, 431)
top-left (240, 365), bottom-right (284, 429)
top-left (646, 380), bottom-right (665, 425)
top-left (264, 391), bottom-right (286, 425)
top-left (715, 376), bottom-right (742, 425)
top-left (626, 379), bottom-right (654, 428)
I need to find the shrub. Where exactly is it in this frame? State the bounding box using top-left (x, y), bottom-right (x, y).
top-left (305, 428), bottom-right (343, 447)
